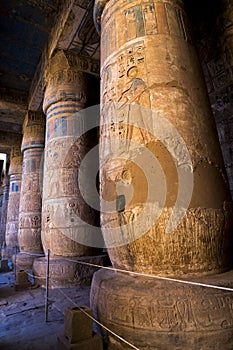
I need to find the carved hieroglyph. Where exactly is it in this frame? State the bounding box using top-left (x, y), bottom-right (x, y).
top-left (97, 0), bottom-right (233, 276)
top-left (18, 111), bottom-right (45, 253)
top-left (91, 268), bottom-right (233, 350)
top-left (5, 147), bottom-right (22, 249)
top-left (42, 50), bottom-right (97, 258)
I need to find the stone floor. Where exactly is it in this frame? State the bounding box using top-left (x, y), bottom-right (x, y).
top-left (0, 270), bottom-right (91, 350)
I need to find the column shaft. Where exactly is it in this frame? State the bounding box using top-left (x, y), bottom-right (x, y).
top-left (98, 0), bottom-right (233, 276)
top-left (16, 111), bottom-right (45, 271)
top-left (42, 51), bottom-right (97, 258)
top-left (5, 147), bottom-right (22, 251)
top-left (18, 111), bottom-right (45, 255)
top-left (91, 1), bottom-right (233, 349)
top-left (34, 50), bottom-right (100, 287)
top-left (0, 186), bottom-right (3, 245)
top-left (0, 177), bottom-right (9, 246)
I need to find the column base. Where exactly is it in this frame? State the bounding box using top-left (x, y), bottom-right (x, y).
top-left (33, 254), bottom-right (110, 288)
top-left (15, 252), bottom-right (44, 272)
top-left (1, 247), bottom-right (15, 259)
top-left (90, 269), bottom-right (233, 350)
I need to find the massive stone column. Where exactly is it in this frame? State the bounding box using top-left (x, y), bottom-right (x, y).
top-left (0, 186), bottom-right (4, 245)
top-left (5, 147), bottom-right (22, 253)
top-left (0, 173), bottom-right (9, 248)
top-left (34, 50), bottom-right (100, 287)
top-left (217, 0), bottom-right (233, 198)
top-left (91, 0), bottom-right (233, 349)
top-left (16, 111), bottom-right (45, 271)
top-left (193, 0), bottom-right (233, 199)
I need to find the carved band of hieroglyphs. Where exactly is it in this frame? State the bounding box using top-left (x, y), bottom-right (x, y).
top-left (46, 102), bottom-right (86, 141)
top-left (101, 1), bottom-right (191, 60)
top-left (99, 291), bottom-right (233, 331)
top-left (101, 41), bottom-right (147, 109)
top-left (22, 149), bottom-right (43, 176)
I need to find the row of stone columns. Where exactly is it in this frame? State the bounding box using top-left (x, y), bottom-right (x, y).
top-left (1, 0), bottom-right (232, 346)
top-left (2, 50), bottom-right (103, 286)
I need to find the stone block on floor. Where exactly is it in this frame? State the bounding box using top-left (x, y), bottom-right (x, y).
top-left (64, 306), bottom-right (93, 343)
top-left (0, 258), bottom-right (10, 272)
top-left (57, 334), bottom-right (103, 350)
top-left (14, 270), bottom-right (31, 290)
top-left (16, 270), bottom-right (29, 284)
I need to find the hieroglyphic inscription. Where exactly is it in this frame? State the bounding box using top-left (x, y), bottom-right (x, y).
top-left (100, 292), bottom-right (233, 331)
top-left (124, 3), bottom-right (157, 41)
top-left (102, 41), bottom-right (146, 103)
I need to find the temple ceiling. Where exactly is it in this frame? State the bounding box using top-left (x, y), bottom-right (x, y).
top-left (0, 0), bottom-right (223, 154)
top-left (0, 0), bottom-right (100, 151)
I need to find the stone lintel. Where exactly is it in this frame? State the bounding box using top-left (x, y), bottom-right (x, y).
top-left (23, 110), bottom-right (45, 130)
top-left (28, 0), bottom-right (100, 111)
top-left (45, 50), bottom-right (100, 85)
top-left (0, 87), bottom-right (28, 107)
top-left (0, 122), bottom-right (22, 134)
top-left (0, 132), bottom-right (22, 149)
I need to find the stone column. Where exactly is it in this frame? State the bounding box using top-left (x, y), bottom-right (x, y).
top-left (215, 0), bottom-right (233, 198)
top-left (0, 186), bottom-right (3, 246)
top-left (0, 173), bottom-right (9, 249)
top-left (5, 147), bottom-right (22, 255)
top-left (217, 0), bottom-right (233, 198)
top-left (33, 50), bottom-right (100, 287)
top-left (91, 1), bottom-right (233, 349)
top-left (16, 111), bottom-right (45, 271)
top-left (194, 0), bottom-right (233, 200)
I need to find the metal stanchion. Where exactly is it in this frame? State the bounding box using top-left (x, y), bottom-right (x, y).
top-left (45, 249), bottom-right (50, 323)
top-left (14, 246), bottom-right (17, 279)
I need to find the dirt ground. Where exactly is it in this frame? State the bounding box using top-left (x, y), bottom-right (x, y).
top-left (0, 270), bottom-right (91, 350)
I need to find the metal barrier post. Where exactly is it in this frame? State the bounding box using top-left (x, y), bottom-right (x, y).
top-left (14, 246), bottom-right (17, 279)
top-left (45, 249), bottom-right (50, 322)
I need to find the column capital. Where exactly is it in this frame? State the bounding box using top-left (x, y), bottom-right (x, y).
top-left (44, 50), bottom-right (100, 87)
top-left (9, 147), bottom-right (22, 176)
top-left (43, 50), bottom-right (99, 113)
top-left (23, 110), bottom-right (45, 129)
top-left (21, 111), bottom-right (45, 152)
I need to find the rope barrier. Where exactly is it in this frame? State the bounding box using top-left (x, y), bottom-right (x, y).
top-left (15, 262), bottom-right (46, 280)
top-left (50, 278), bottom-right (141, 350)
top-left (14, 259), bottom-right (141, 349)
top-left (12, 250), bottom-right (233, 350)
top-left (61, 257), bottom-right (233, 293)
top-left (14, 256), bottom-right (141, 349)
top-left (13, 250), bottom-right (233, 293)
top-left (18, 251), bottom-right (45, 257)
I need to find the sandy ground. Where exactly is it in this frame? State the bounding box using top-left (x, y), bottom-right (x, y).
top-left (0, 270), bottom-right (91, 350)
